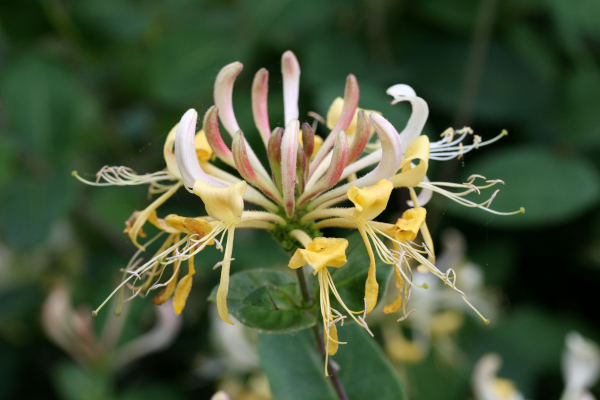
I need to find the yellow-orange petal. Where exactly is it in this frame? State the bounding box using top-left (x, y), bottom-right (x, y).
top-left (173, 257), bottom-right (196, 314)
top-left (326, 324), bottom-right (339, 355)
top-left (394, 207), bottom-right (427, 242)
top-left (193, 180), bottom-right (247, 223)
top-left (383, 267), bottom-right (404, 314)
top-left (391, 135), bottom-right (430, 188)
top-left (348, 179), bottom-right (394, 221)
top-left (152, 261), bottom-right (181, 305)
top-left (288, 237), bottom-right (348, 274)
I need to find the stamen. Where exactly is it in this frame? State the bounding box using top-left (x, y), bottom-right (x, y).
top-left (358, 315), bottom-right (374, 337)
top-left (397, 308), bottom-right (416, 322)
top-left (213, 258), bottom-right (235, 270)
top-left (123, 286), bottom-right (143, 303)
top-left (72, 166), bottom-right (175, 187)
top-left (307, 111), bottom-right (326, 125)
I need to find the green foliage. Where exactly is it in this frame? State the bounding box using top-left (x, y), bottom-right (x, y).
top-left (258, 324), bottom-right (407, 400)
top-left (208, 269), bottom-right (317, 333)
top-left (449, 146), bottom-right (600, 227)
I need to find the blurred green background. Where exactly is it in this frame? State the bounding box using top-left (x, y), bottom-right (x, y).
top-left (1, 0), bottom-right (599, 399)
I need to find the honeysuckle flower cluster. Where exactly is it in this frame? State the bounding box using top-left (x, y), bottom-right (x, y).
top-left (74, 50), bottom-right (522, 376)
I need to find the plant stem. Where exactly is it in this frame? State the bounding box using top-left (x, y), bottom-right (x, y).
top-left (295, 267), bottom-right (349, 400)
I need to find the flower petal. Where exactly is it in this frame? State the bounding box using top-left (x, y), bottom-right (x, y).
top-left (386, 84), bottom-right (429, 148)
top-left (301, 122), bottom-right (315, 160)
top-left (347, 179), bottom-right (394, 221)
top-left (203, 106), bottom-right (235, 167)
top-left (282, 51), bottom-right (300, 124)
top-left (393, 207), bottom-right (427, 242)
top-left (281, 119), bottom-right (299, 217)
top-left (391, 135), bottom-right (430, 188)
top-left (346, 110), bottom-right (371, 165)
top-left (173, 257), bottom-right (196, 315)
top-left (252, 68), bottom-right (271, 147)
top-left (163, 123), bottom-right (181, 178)
top-left (232, 131), bottom-right (283, 203)
top-left (267, 127), bottom-right (284, 191)
top-left (214, 61), bottom-right (243, 136)
top-left (310, 74), bottom-right (359, 175)
top-left (193, 180), bottom-right (247, 223)
top-left (288, 237), bottom-right (348, 273)
top-left (298, 131), bottom-right (348, 206)
top-left (175, 109), bottom-right (225, 190)
top-left (310, 113), bottom-right (402, 209)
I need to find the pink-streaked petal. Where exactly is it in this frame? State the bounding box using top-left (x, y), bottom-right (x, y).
top-left (301, 122), bottom-right (315, 160)
top-left (386, 84), bottom-right (429, 148)
top-left (310, 74), bottom-right (359, 175)
top-left (346, 110), bottom-right (370, 165)
top-left (309, 113), bottom-right (402, 209)
top-left (281, 119), bottom-right (299, 217)
top-left (214, 61), bottom-right (243, 136)
top-left (175, 109), bottom-right (225, 190)
top-left (232, 131), bottom-right (283, 204)
top-left (252, 68), bottom-right (271, 147)
top-left (296, 144), bottom-right (307, 194)
top-left (298, 131), bottom-right (348, 206)
top-left (282, 51), bottom-right (300, 124)
top-left (203, 106), bottom-right (235, 167)
top-left (267, 127), bottom-right (284, 191)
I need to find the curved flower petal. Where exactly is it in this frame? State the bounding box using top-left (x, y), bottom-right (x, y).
top-left (175, 109), bottom-right (226, 190)
top-left (281, 119), bottom-right (300, 217)
top-left (311, 113), bottom-right (402, 209)
top-left (203, 106), bottom-right (235, 167)
top-left (232, 131), bottom-right (283, 203)
top-left (282, 51), bottom-right (300, 124)
top-left (288, 237), bottom-right (348, 273)
top-left (310, 74), bottom-right (359, 174)
top-left (386, 84), bottom-right (429, 148)
top-left (393, 207), bottom-right (427, 242)
top-left (252, 68), bottom-right (271, 146)
top-left (214, 62), bottom-right (243, 136)
top-left (347, 179), bottom-right (394, 222)
top-left (193, 180), bottom-right (247, 224)
top-left (163, 123), bottom-right (181, 178)
top-left (298, 131), bottom-right (348, 206)
top-left (391, 135), bottom-right (430, 188)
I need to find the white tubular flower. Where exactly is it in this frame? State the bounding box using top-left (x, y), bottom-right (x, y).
top-left (472, 354), bottom-right (526, 400)
top-left (561, 332), bottom-right (600, 400)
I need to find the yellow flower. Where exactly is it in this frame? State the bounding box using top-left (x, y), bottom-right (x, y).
top-left (347, 179), bottom-right (394, 314)
top-left (289, 233), bottom-right (369, 377)
top-left (393, 207), bottom-right (427, 243)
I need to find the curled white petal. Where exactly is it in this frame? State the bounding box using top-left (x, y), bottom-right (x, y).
top-left (175, 109), bottom-right (225, 190)
top-left (282, 51), bottom-right (300, 124)
top-left (387, 84), bottom-right (429, 149)
top-left (561, 332), bottom-right (600, 400)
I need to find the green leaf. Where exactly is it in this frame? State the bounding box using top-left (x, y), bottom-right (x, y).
top-left (258, 329), bottom-right (338, 400)
top-left (53, 362), bottom-right (113, 400)
top-left (0, 51), bottom-right (100, 165)
top-left (447, 146), bottom-right (600, 228)
top-left (331, 231), bottom-right (393, 312)
top-left (258, 324), bottom-right (407, 400)
top-left (0, 171), bottom-right (77, 248)
top-left (335, 324), bottom-right (408, 400)
top-left (208, 269), bottom-right (316, 333)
